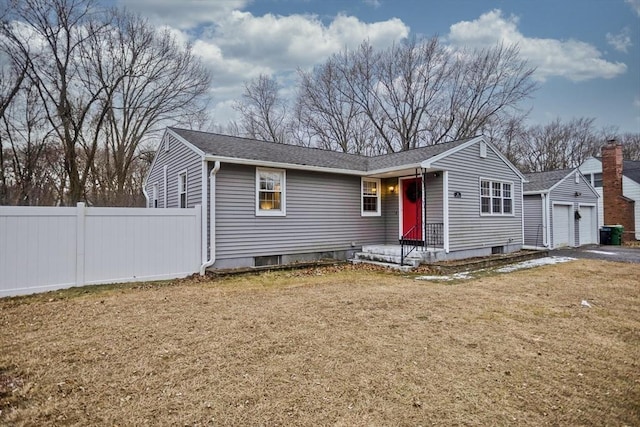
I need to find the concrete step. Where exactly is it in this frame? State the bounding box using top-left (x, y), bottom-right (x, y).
top-left (349, 258), bottom-right (415, 272)
top-left (352, 251), bottom-right (421, 267)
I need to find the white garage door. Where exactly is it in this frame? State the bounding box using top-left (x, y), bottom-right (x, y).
top-left (579, 206), bottom-right (597, 245)
top-left (553, 204), bottom-right (571, 248)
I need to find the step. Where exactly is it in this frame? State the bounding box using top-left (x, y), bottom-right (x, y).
top-left (349, 258), bottom-right (415, 272)
top-left (353, 251), bottom-right (421, 267)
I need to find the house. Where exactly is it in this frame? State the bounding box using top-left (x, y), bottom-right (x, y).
top-left (579, 141), bottom-right (640, 241)
top-left (143, 128), bottom-right (526, 271)
top-left (523, 169), bottom-right (599, 249)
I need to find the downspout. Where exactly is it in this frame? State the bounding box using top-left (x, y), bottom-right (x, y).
top-left (200, 160), bottom-right (220, 275)
top-left (142, 186), bottom-right (149, 208)
top-left (543, 192), bottom-right (551, 248)
top-left (443, 170), bottom-right (450, 253)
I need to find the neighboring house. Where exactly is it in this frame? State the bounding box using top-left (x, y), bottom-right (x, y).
top-left (143, 128), bottom-right (526, 271)
top-left (579, 142), bottom-right (640, 240)
top-left (523, 169), bottom-right (599, 249)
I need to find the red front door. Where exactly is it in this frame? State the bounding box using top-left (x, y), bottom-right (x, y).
top-left (402, 177), bottom-right (422, 241)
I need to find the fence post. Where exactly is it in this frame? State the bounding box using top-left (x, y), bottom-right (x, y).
top-left (76, 202), bottom-right (86, 287)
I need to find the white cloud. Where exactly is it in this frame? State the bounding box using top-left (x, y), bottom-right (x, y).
top-left (132, 3), bottom-right (409, 126)
top-left (116, 0), bottom-right (248, 29)
top-left (626, 0), bottom-right (640, 16)
top-left (208, 11), bottom-right (408, 71)
top-left (363, 0), bottom-right (382, 8)
top-left (448, 9), bottom-right (627, 82)
top-left (606, 27), bottom-right (632, 52)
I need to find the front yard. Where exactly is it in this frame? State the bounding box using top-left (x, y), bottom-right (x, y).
top-left (1, 260), bottom-right (638, 426)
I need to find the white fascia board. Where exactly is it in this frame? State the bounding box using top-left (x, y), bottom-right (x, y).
top-left (203, 154), bottom-right (368, 176)
top-left (523, 190), bottom-right (549, 196)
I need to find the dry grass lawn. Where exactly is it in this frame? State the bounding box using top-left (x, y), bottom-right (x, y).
top-left (0, 259), bottom-right (639, 426)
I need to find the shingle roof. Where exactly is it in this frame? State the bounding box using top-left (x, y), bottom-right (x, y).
top-left (523, 169), bottom-right (574, 192)
top-left (623, 160), bottom-right (640, 185)
top-left (591, 157), bottom-right (640, 185)
top-left (169, 128), bottom-right (477, 172)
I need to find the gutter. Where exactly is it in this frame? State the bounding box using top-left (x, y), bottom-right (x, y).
top-left (200, 160), bottom-right (221, 275)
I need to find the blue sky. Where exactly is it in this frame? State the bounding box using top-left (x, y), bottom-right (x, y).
top-left (116, 0), bottom-right (640, 134)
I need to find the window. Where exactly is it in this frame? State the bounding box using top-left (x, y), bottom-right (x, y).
top-left (178, 172), bottom-right (187, 208)
top-left (361, 178), bottom-right (381, 216)
top-left (153, 183), bottom-right (158, 208)
top-left (593, 173), bottom-right (602, 187)
top-left (256, 168), bottom-right (286, 216)
top-left (480, 179), bottom-right (513, 215)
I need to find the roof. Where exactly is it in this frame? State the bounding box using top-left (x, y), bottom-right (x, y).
top-left (589, 157), bottom-right (640, 185)
top-left (623, 160), bottom-right (640, 185)
top-left (523, 169), bottom-right (575, 193)
top-left (169, 127), bottom-right (477, 173)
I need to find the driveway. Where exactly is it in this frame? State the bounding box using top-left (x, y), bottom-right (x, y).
top-left (551, 244), bottom-right (640, 264)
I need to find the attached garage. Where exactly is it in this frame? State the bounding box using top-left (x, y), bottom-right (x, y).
top-left (552, 204), bottom-right (572, 247)
top-left (523, 169), bottom-right (599, 249)
top-left (578, 204), bottom-right (597, 245)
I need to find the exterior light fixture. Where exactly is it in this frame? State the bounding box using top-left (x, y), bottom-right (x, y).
top-left (389, 185), bottom-right (395, 193)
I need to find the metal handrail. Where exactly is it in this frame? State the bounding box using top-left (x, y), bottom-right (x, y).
top-left (400, 225), bottom-right (420, 265)
top-left (400, 223), bottom-right (444, 266)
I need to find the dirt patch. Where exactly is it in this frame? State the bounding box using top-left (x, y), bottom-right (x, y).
top-left (1, 259), bottom-right (639, 426)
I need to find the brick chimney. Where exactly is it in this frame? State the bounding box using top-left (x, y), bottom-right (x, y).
top-left (601, 140), bottom-right (635, 241)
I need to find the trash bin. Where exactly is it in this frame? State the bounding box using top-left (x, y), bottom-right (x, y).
top-left (600, 226), bottom-right (612, 245)
top-left (610, 225), bottom-right (624, 246)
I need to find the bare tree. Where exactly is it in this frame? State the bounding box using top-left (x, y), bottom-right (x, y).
top-left (95, 10), bottom-right (211, 206)
top-left (1, 0), bottom-right (119, 205)
top-left (516, 117), bottom-right (598, 172)
top-left (436, 44), bottom-right (537, 143)
top-left (296, 58), bottom-right (379, 153)
top-left (292, 37), bottom-right (537, 154)
top-left (234, 74), bottom-right (288, 143)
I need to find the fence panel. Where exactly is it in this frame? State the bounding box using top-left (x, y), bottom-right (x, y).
top-left (0, 204), bottom-right (201, 297)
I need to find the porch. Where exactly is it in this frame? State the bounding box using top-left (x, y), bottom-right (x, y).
top-left (351, 243), bottom-right (447, 268)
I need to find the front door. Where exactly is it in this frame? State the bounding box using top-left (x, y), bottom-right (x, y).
top-left (401, 177), bottom-right (422, 241)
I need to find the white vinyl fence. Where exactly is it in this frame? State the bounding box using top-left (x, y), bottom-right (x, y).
top-left (0, 203), bottom-right (201, 297)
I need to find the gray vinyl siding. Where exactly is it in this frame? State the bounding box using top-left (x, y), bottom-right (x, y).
top-left (432, 143), bottom-right (523, 251)
top-left (145, 139), bottom-right (168, 208)
top-left (382, 178), bottom-right (399, 243)
top-left (424, 172), bottom-right (444, 224)
top-left (548, 173), bottom-right (598, 247)
top-left (523, 195), bottom-right (544, 246)
top-left (145, 133), bottom-right (202, 209)
top-left (213, 164), bottom-right (385, 263)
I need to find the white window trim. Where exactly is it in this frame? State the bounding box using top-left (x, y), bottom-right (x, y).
top-left (164, 136), bottom-right (170, 152)
top-left (479, 141), bottom-right (487, 158)
top-left (479, 177), bottom-right (515, 216)
top-left (178, 170), bottom-right (187, 208)
top-left (256, 167), bottom-right (286, 217)
top-left (361, 177), bottom-right (381, 217)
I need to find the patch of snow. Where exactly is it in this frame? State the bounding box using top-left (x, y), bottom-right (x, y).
top-left (415, 271), bottom-right (473, 281)
top-left (416, 256), bottom-right (576, 282)
top-left (585, 250), bottom-right (616, 256)
top-left (581, 300), bottom-right (592, 308)
top-left (495, 256), bottom-right (576, 273)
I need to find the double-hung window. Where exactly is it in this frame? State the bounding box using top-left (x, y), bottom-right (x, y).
top-left (361, 178), bottom-right (381, 216)
top-left (256, 168), bottom-right (286, 216)
top-left (480, 179), bottom-right (513, 215)
top-left (178, 172), bottom-right (187, 208)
